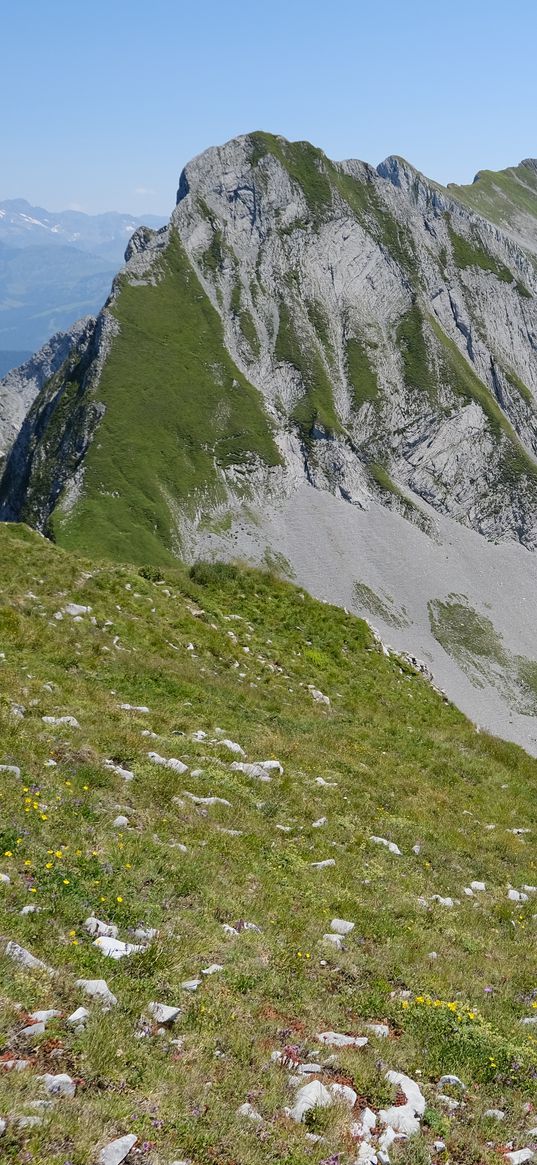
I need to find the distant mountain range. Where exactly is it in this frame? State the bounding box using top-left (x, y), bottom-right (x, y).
top-left (0, 198), bottom-right (167, 364)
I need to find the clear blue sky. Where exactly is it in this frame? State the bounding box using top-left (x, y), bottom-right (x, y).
top-left (3, 0), bottom-right (536, 216)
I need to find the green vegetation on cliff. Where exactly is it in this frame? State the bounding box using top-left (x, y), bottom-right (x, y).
top-left (51, 232), bottom-right (280, 565)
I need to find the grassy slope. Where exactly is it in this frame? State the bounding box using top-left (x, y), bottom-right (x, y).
top-left (2, 526), bottom-right (537, 1162)
top-left (52, 231), bottom-right (280, 565)
top-left (447, 163), bottom-right (537, 232)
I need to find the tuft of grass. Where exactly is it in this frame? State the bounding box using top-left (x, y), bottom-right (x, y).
top-left (275, 299), bottom-right (342, 442)
top-left (346, 336), bottom-right (379, 410)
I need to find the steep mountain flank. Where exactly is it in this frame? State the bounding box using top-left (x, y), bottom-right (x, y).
top-left (2, 134), bottom-right (537, 750)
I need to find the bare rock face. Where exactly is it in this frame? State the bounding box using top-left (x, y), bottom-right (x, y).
top-left (4, 134), bottom-right (537, 753)
top-left (0, 317), bottom-right (94, 466)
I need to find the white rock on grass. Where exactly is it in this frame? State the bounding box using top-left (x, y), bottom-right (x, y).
top-left (365, 1023), bottom-right (389, 1038)
top-left (230, 761), bottom-right (276, 781)
top-left (30, 1009), bottom-right (61, 1024)
top-left (76, 978), bottom-right (117, 1007)
top-left (5, 941), bottom-right (51, 973)
top-left (509, 889), bottom-right (529, 902)
top-left (93, 936), bottom-right (146, 960)
top-left (330, 1082), bottom-right (357, 1106)
top-left (323, 933), bottom-right (343, 948)
top-left (39, 1072), bottom-right (76, 1097)
top-left (370, 835), bottom-right (401, 856)
top-left (286, 1079), bottom-right (332, 1122)
top-left (0, 873), bottom-right (10, 884)
top-left (42, 715), bottom-right (80, 728)
top-left (312, 816), bottom-right (328, 827)
top-left (217, 740), bottom-right (246, 755)
top-left (85, 917), bottom-right (119, 939)
top-left (437, 1074), bottom-right (466, 1090)
top-left (506, 1151), bottom-right (535, 1165)
top-left (99, 1134), bottom-right (138, 1165)
top-left (314, 777), bottom-right (337, 787)
top-left (310, 859), bottom-right (336, 869)
top-left (20, 904), bottom-right (38, 915)
top-left (63, 603), bottom-right (91, 616)
top-left (112, 816), bottom-right (129, 829)
top-left (236, 1101), bottom-right (263, 1122)
top-left (316, 1031), bottom-right (368, 1048)
top-left (0, 1117), bottom-right (5, 1134)
top-left (0, 764), bottom-right (21, 778)
top-left (379, 1070), bottom-right (425, 1137)
top-left (67, 1007), bottom-right (90, 1027)
top-left (104, 760), bottom-right (135, 781)
top-left (484, 1108), bottom-right (505, 1119)
top-left (181, 978), bottom-right (202, 991)
top-left (148, 752), bottom-right (188, 773)
top-left (119, 703), bottom-right (150, 713)
top-left (134, 926), bottom-right (158, 941)
top-left (147, 1002), bottom-right (181, 1024)
top-left (470, 880), bottom-right (486, 891)
top-left (309, 687), bottom-right (330, 706)
top-left (331, 918), bottom-right (354, 935)
top-left (431, 895), bottom-right (456, 907)
top-left (21, 1020), bottom-right (46, 1037)
top-left (202, 964), bottom-right (223, 975)
top-left (183, 792), bottom-right (230, 807)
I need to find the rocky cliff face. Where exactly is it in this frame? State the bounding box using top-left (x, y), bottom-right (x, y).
top-left (2, 133), bottom-right (537, 751)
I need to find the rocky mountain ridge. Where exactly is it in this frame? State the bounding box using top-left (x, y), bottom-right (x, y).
top-left (2, 133), bottom-right (537, 751)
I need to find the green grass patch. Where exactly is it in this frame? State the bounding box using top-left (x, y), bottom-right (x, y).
top-left (275, 299), bottom-right (341, 442)
top-left (346, 336), bottom-right (379, 410)
top-left (45, 231), bottom-right (280, 564)
top-left (1, 525), bottom-right (537, 1159)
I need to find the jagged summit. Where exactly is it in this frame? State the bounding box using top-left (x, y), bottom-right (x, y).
top-left (2, 131), bottom-right (537, 752)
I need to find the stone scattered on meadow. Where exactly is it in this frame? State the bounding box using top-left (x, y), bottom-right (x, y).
top-left (217, 739), bottom-right (246, 755)
top-left (230, 761), bottom-right (271, 781)
top-left (183, 792), bottom-right (230, 806)
top-left (0, 764), bottom-right (21, 778)
top-left (0, 873), bottom-right (10, 884)
top-left (93, 936), bottom-right (145, 960)
top-left (20, 904), bottom-right (39, 914)
top-left (437, 1074), bottom-right (466, 1090)
top-left (365, 1023), bottom-right (389, 1038)
top-left (202, 964), bottom-right (223, 975)
top-left (76, 978), bottom-right (117, 1007)
top-left (484, 1108), bottom-right (505, 1119)
top-left (312, 816), bottom-right (328, 827)
top-left (316, 1031), bottom-right (368, 1048)
top-left (63, 603), bottom-right (92, 616)
top-left (99, 1134), bottom-right (138, 1165)
top-left (119, 703), bottom-right (150, 713)
top-left (112, 815), bottom-right (129, 829)
top-left (67, 1007), bottom-right (90, 1027)
top-left (323, 933), bottom-right (343, 948)
top-left (181, 978), bottom-right (202, 991)
top-left (147, 1002), bottom-right (181, 1024)
top-left (236, 1101), bottom-right (263, 1122)
top-left (0, 1117), bottom-right (5, 1134)
top-left (148, 752), bottom-right (188, 773)
top-left (330, 918), bottom-right (354, 935)
top-left (470, 880), bottom-right (486, 891)
top-left (21, 1020), bottom-right (46, 1037)
top-left (508, 888), bottom-right (529, 902)
top-left (42, 715), bottom-right (80, 728)
top-left (370, 835), bottom-right (401, 856)
top-left (30, 1009), bottom-right (61, 1024)
top-left (431, 895), bottom-right (456, 907)
top-left (134, 926), bottom-right (158, 941)
top-left (85, 916), bottom-right (119, 939)
top-left (5, 941), bottom-right (51, 972)
top-left (505, 1151), bottom-right (535, 1165)
top-left (308, 687), bottom-right (330, 705)
top-left (39, 1072), bottom-right (76, 1097)
top-left (104, 760), bottom-right (135, 781)
top-left (314, 777), bottom-right (337, 787)
top-left (287, 1079), bottom-right (332, 1122)
top-left (329, 1082), bottom-right (357, 1106)
top-left (311, 859), bottom-right (336, 869)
